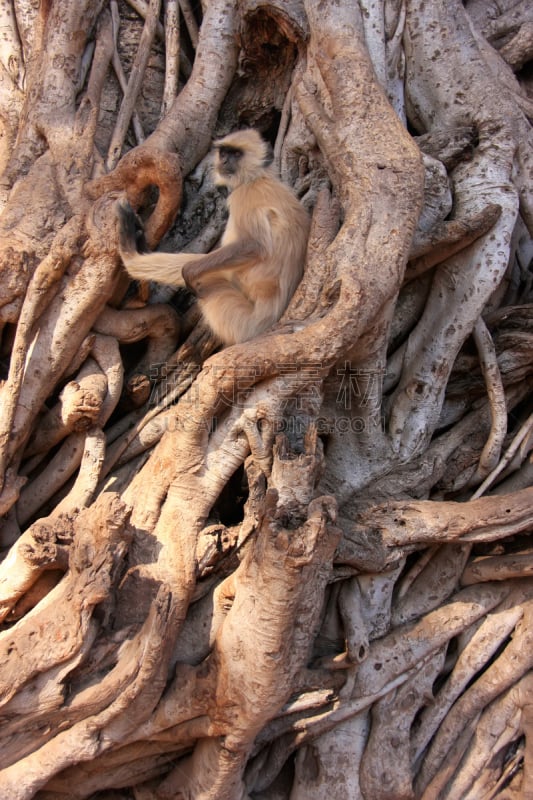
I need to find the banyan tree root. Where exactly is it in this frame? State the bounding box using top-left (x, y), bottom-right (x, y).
top-left (0, 443), bottom-right (340, 800)
top-left (387, 0), bottom-right (524, 460)
top-left (152, 493), bottom-right (339, 800)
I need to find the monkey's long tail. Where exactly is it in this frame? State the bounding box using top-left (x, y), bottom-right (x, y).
top-left (116, 198), bottom-right (189, 287)
top-left (116, 198), bottom-right (148, 255)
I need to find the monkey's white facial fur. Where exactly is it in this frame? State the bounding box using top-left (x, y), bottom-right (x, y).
top-left (213, 129), bottom-right (271, 190)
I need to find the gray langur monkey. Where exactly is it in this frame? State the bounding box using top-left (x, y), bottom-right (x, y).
top-left (117, 129), bottom-right (310, 345)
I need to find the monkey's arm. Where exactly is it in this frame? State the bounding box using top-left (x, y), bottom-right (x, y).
top-left (121, 239), bottom-right (260, 290)
top-left (182, 239), bottom-right (262, 296)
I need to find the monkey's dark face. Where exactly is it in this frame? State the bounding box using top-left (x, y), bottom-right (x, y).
top-left (212, 130), bottom-right (270, 189)
top-left (216, 145), bottom-right (244, 177)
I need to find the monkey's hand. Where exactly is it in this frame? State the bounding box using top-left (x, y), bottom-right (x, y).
top-left (182, 263), bottom-right (225, 299)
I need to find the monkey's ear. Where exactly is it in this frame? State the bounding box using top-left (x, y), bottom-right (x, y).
top-left (262, 142), bottom-right (274, 168)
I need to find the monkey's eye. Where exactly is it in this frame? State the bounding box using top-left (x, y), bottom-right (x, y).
top-left (216, 145), bottom-right (244, 176)
top-left (218, 146), bottom-right (243, 162)
top-left (218, 144), bottom-right (242, 160)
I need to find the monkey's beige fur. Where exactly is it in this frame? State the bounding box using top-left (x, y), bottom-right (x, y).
top-left (118, 129), bottom-right (309, 345)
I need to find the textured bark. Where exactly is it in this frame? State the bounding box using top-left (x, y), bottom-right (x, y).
top-left (0, 0), bottom-right (532, 798)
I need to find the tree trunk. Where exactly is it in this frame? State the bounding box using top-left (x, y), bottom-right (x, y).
top-left (0, 0), bottom-right (532, 797)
